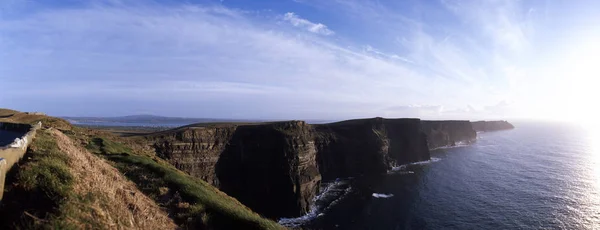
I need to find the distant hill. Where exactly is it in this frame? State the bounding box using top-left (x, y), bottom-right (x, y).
top-left (62, 115), bottom-right (265, 127)
top-left (62, 115), bottom-right (335, 127)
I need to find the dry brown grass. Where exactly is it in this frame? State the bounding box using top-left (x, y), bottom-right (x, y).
top-left (0, 108), bottom-right (19, 117)
top-left (0, 108), bottom-right (72, 130)
top-left (49, 129), bottom-right (177, 229)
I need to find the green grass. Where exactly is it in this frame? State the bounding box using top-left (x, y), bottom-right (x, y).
top-left (86, 137), bottom-right (133, 156)
top-left (86, 137), bottom-right (283, 230)
top-left (0, 130), bottom-right (120, 229)
top-left (0, 130), bottom-right (77, 229)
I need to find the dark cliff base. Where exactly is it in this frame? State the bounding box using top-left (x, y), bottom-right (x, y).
top-left (142, 118), bottom-right (514, 221)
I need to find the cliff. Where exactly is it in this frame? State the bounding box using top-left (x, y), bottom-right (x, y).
top-left (0, 109), bottom-right (283, 229)
top-left (471, 120), bottom-right (515, 132)
top-left (314, 118), bottom-right (429, 181)
top-left (143, 118), bottom-right (513, 221)
top-left (149, 121), bottom-right (320, 219)
top-left (151, 125), bottom-right (237, 186)
top-left (145, 118), bottom-right (430, 219)
top-left (215, 121), bottom-right (320, 219)
top-left (420, 120), bottom-right (477, 149)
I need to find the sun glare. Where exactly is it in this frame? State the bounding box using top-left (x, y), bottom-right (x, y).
top-left (553, 39), bottom-right (600, 124)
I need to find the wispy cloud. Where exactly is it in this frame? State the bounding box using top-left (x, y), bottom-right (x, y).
top-left (304, 0), bottom-right (535, 106)
top-left (0, 0), bottom-right (552, 119)
top-left (282, 12), bottom-right (334, 35)
top-left (0, 3), bottom-right (432, 118)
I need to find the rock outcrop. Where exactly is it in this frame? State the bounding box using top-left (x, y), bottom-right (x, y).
top-left (471, 120), bottom-right (515, 132)
top-left (421, 121), bottom-right (477, 149)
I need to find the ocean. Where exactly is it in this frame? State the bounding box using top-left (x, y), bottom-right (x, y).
top-left (282, 122), bottom-right (600, 229)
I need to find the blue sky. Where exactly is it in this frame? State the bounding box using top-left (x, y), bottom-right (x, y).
top-left (1, 0), bottom-right (599, 120)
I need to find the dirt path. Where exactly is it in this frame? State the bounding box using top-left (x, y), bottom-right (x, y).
top-left (50, 129), bottom-right (177, 229)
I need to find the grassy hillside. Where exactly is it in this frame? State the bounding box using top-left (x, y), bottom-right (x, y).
top-left (0, 128), bottom-right (176, 229)
top-left (0, 108), bottom-right (72, 130)
top-left (0, 130), bottom-right (75, 228)
top-left (85, 135), bottom-right (283, 229)
top-left (0, 109), bottom-right (283, 229)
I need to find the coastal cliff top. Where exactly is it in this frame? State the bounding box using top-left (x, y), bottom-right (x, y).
top-left (0, 108), bottom-right (72, 130)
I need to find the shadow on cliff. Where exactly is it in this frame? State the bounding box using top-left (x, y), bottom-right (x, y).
top-left (215, 122), bottom-right (317, 220)
top-left (313, 118), bottom-right (430, 182)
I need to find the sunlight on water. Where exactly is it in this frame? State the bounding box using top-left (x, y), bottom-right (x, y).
top-left (589, 128), bottom-right (600, 184)
top-left (310, 123), bottom-right (600, 229)
top-left (581, 126), bottom-right (600, 228)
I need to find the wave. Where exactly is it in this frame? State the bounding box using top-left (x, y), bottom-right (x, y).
top-left (280, 157), bottom-right (442, 226)
top-left (278, 178), bottom-right (353, 227)
top-left (390, 157), bottom-right (441, 174)
top-left (431, 142), bottom-right (471, 150)
top-left (410, 157), bottom-right (442, 165)
top-left (372, 193), bottom-right (394, 198)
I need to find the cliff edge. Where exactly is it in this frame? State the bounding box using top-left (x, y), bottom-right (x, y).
top-left (421, 120), bottom-right (477, 149)
top-left (471, 120), bottom-right (515, 132)
top-left (140, 118), bottom-right (514, 221)
top-left (145, 118), bottom-right (431, 219)
top-left (314, 118), bottom-right (429, 181)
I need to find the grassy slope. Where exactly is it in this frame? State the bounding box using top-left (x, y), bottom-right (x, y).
top-left (85, 136), bottom-right (283, 229)
top-left (0, 130), bottom-right (76, 228)
top-left (0, 108), bottom-right (72, 130)
top-left (0, 109), bottom-right (283, 230)
top-left (0, 129), bottom-right (177, 229)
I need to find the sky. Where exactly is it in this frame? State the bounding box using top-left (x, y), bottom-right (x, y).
top-left (1, 0), bottom-right (599, 121)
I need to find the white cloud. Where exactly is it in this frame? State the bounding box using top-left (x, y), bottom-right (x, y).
top-left (440, 0), bottom-right (532, 55)
top-left (282, 12), bottom-right (334, 35)
top-left (364, 45), bottom-right (414, 64)
top-left (298, 0), bottom-right (535, 112)
top-left (0, 4), bottom-right (440, 119)
top-left (0, 1), bottom-right (539, 119)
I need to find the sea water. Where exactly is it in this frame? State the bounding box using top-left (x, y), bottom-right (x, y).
top-left (284, 122), bottom-right (600, 229)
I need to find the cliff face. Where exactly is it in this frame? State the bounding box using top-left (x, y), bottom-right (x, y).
top-left (421, 121), bottom-right (477, 149)
top-left (471, 120), bottom-right (515, 132)
top-left (314, 118), bottom-right (429, 181)
top-left (148, 122), bottom-right (320, 219)
top-left (144, 118), bottom-right (498, 220)
top-left (215, 121), bottom-right (320, 219)
top-left (151, 126), bottom-right (236, 185)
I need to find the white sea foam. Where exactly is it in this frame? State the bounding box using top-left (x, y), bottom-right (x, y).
top-left (409, 157), bottom-right (442, 165)
top-left (391, 165), bottom-right (407, 171)
top-left (372, 193), bottom-right (394, 198)
top-left (278, 179), bottom-right (353, 227)
top-left (390, 157), bottom-right (441, 174)
top-left (280, 157), bottom-right (442, 226)
top-left (431, 142), bottom-right (471, 150)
